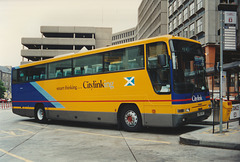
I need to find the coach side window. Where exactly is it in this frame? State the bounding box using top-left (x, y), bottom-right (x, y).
top-left (104, 49), bottom-right (126, 72)
top-left (27, 64), bottom-right (47, 81)
top-left (18, 69), bottom-right (27, 82)
top-left (104, 45), bottom-right (144, 72)
top-left (12, 69), bottom-right (18, 84)
top-left (126, 45), bottom-right (144, 70)
top-left (73, 54), bottom-right (103, 75)
top-left (48, 59), bottom-right (72, 79)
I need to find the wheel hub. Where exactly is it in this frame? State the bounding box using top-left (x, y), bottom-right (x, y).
top-left (124, 110), bottom-right (138, 127)
top-left (127, 116), bottom-right (133, 122)
top-left (37, 109), bottom-right (44, 120)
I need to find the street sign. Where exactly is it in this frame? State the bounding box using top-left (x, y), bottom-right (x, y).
top-left (224, 11), bottom-right (237, 24)
top-left (223, 26), bottom-right (236, 51)
top-left (223, 11), bottom-right (237, 51)
top-left (222, 71), bottom-right (227, 97)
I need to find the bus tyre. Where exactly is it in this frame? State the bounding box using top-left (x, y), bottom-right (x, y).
top-left (120, 105), bottom-right (142, 132)
top-left (35, 106), bottom-right (47, 123)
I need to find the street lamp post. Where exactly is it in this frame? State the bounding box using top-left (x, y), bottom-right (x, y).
top-left (219, 10), bottom-right (224, 133)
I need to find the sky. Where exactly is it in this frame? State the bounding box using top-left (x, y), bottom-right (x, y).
top-left (0, 0), bottom-right (142, 67)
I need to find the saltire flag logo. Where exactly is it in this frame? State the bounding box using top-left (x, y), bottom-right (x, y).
top-left (124, 77), bottom-right (135, 86)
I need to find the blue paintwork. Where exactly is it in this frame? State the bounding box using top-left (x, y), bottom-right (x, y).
top-left (12, 82), bottom-right (64, 108)
top-left (171, 91), bottom-right (210, 105)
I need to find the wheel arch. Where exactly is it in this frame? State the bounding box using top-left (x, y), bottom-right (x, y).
top-left (34, 103), bottom-right (45, 112)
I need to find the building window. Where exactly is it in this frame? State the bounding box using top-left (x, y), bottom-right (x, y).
top-left (178, 13), bottom-right (182, 25)
top-left (189, 2), bottom-right (195, 16)
top-left (169, 5), bottom-right (173, 16)
top-left (197, 18), bottom-right (203, 33)
top-left (197, 0), bottom-right (203, 10)
top-left (178, 0), bottom-right (183, 7)
top-left (173, 1), bottom-right (177, 12)
top-left (173, 18), bottom-right (177, 29)
top-left (183, 8), bottom-right (188, 21)
top-left (183, 27), bottom-right (188, 38)
top-left (220, 0), bottom-right (238, 4)
top-left (169, 22), bottom-right (173, 32)
top-left (190, 23), bottom-right (195, 36)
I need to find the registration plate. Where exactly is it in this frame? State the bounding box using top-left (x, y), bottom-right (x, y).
top-left (197, 111), bottom-right (205, 117)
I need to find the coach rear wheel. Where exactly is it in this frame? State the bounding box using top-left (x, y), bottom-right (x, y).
top-left (35, 106), bottom-right (47, 123)
top-left (120, 105), bottom-right (142, 132)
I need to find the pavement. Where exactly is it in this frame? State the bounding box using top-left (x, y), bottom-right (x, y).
top-left (180, 114), bottom-right (240, 150)
top-left (2, 103), bottom-right (240, 151)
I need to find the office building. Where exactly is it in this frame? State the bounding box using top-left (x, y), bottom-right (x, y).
top-left (112, 0), bottom-right (168, 43)
top-left (112, 27), bottom-right (136, 45)
top-left (137, 0), bottom-right (168, 40)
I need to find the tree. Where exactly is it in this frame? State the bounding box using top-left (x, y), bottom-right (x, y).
top-left (0, 80), bottom-right (6, 99)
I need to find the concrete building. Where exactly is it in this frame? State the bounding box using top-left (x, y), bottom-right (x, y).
top-left (0, 66), bottom-right (11, 99)
top-left (21, 26), bottom-right (112, 64)
top-left (168, 0), bottom-right (240, 100)
top-left (168, 0), bottom-right (240, 68)
top-left (112, 0), bottom-right (168, 44)
top-left (136, 0), bottom-right (168, 40)
top-left (112, 27), bottom-right (136, 45)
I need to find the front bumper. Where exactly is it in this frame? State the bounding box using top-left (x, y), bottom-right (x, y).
top-left (172, 108), bottom-right (212, 127)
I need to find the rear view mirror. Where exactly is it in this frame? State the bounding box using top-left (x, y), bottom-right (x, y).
top-left (157, 54), bottom-right (166, 66)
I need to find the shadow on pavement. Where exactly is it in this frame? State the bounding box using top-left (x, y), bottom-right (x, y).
top-left (19, 118), bottom-right (206, 135)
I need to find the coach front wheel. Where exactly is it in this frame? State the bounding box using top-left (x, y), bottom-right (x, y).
top-left (120, 105), bottom-right (142, 132)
